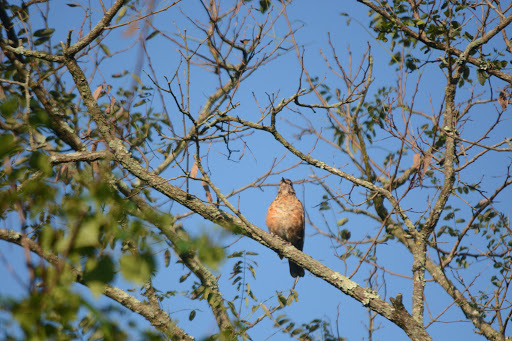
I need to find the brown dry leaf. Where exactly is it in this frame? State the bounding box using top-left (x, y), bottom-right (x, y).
top-left (498, 90), bottom-right (509, 110)
top-left (3, 156), bottom-right (12, 174)
top-left (117, 107), bottom-right (126, 120)
top-left (130, 73), bottom-right (144, 86)
top-left (0, 86), bottom-right (6, 100)
top-left (421, 154), bottom-right (432, 179)
top-left (56, 163), bottom-right (69, 183)
top-left (105, 84), bottom-right (112, 96)
top-left (105, 96), bottom-right (116, 114)
top-left (413, 153), bottom-right (421, 169)
top-left (92, 85), bottom-right (103, 101)
top-left (123, 22), bottom-right (138, 38)
top-left (202, 180), bottom-right (213, 203)
top-left (190, 162), bottom-right (198, 178)
top-left (91, 161), bottom-right (100, 177)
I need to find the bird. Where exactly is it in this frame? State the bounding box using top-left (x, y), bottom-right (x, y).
top-left (266, 178), bottom-right (305, 278)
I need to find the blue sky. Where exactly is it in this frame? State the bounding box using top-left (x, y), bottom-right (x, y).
top-left (1, 0), bottom-right (511, 340)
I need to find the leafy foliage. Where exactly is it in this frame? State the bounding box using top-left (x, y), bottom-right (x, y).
top-left (1, 1), bottom-right (512, 341)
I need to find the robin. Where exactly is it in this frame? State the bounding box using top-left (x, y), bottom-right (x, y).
top-left (266, 178), bottom-right (305, 278)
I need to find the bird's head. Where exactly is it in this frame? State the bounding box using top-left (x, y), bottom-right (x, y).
top-left (278, 178), bottom-right (296, 195)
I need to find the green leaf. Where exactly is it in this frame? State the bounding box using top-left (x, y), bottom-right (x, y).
top-left (228, 251), bottom-right (244, 258)
top-left (133, 99), bottom-right (146, 107)
top-left (259, 0), bottom-right (270, 13)
top-left (100, 44), bottom-right (111, 57)
top-left (115, 6), bottom-right (127, 23)
top-left (30, 108), bottom-right (51, 128)
top-left (29, 151), bottom-right (52, 176)
top-left (131, 73), bottom-right (144, 86)
top-left (462, 31), bottom-right (473, 40)
top-left (339, 229), bottom-right (351, 240)
top-left (83, 256), bottom-right (115, 284)
top-left (83, 256), bottom-right (115, 297)
top-left (477, 69), bottom-right (487, 85)
top-left (164, 249), bottom-right (171, 267)
top-left (179, 272), bottom-right (191, 283)
top-left (278, 294), bottom-right (287, 306)
top-left (0, 133), bottom-right (21, 158)
top-left (74, 219), bottom-right (100, 248)
top-left (198, 237), bottom-right (225, 270)
top-left (34, 28), bottom-right (55, 37)
top-left (34, 36), bottom-right (51, 46)
top-left (145, 31), bottom-right (160, 41)
top-left (0, 97), bottom-right (19, 118)
top-left (119, 253), bottom-right (155, 284)
top-left (337, 218), bottom-right (349, 226)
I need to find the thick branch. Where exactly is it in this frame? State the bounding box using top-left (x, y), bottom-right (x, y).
top-left (210, 113), bottom-right (418, 234)
top-left (50, 150), bottom-right (112, 164)
top-left (426, 259), bottom-right (505, 341)
top-left (357, 0), bottom-right (512, 84)
top-left (0, 228), bottom-right (193, 340)
top-left (63, 51), bottom-right (236, 335)
top-left (66, 0), bottom-right (127, 56)
top-left (113, 178), bottom-right (235, 335)
top-left (63, 53), bottom-right (431, 340)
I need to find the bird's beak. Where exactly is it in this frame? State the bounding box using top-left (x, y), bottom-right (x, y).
top-left (281, 177), bottom-right (285, 182)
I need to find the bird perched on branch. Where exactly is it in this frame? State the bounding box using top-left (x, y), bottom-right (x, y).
top-left (266, 178), bottom-right (305, 278)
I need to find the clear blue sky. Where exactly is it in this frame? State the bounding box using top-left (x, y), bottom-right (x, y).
top-left (1, 1), bottom-right (511, 340)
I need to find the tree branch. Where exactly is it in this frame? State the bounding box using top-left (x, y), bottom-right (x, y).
top-left (357, 0), bottom-right (512, 84)
top-left (61, 46), bottom-right (433, 340)
top-left (0, 228), bottom-right (193, 340)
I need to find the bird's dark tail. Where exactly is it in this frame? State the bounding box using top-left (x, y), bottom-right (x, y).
top-left (289, 260), bottom-right (305, 278)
